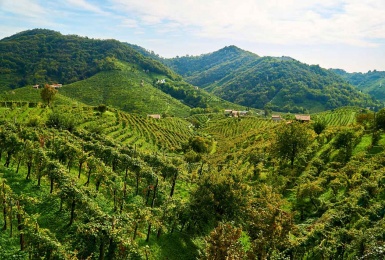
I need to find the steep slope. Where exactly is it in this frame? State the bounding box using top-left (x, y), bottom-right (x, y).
top-left (166, 47), bottom-right (379, 113)
top-left (332, 69), bottom-right (385, 102)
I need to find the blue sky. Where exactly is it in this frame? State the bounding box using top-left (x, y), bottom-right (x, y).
top-left (1, 0), bottom-right (385, 72)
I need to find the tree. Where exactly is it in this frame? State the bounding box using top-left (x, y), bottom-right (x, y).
top-left (356, 112), bottom-right (374, 130)
top-left (40, 84), bottom-right (58, 107)
top-left (189, 170), bottom-right (253, 232)
top-left (333, 129), bottom-right (356, 162)
top-left (375, 108), bottom-right (385, 130)
top-left (246, 185), bottom-right (294, 259)
top-left (45, 160), bottom-right (65, 194)
top-left (312, 119), bottom-right (327, 135)
top-left (273, 121), bottom-right (314, 167)
top-left (33, 148), bottom-right (47, 187)
top-left (201, 222), bottom-right (245, 260)
top-left (96, 104), bottom-right (107, 114)
top-left (184, 136), bottom-right (212, 154)
top-left (3, 132), bottom-right (23, 168)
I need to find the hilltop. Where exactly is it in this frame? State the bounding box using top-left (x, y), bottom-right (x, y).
top-left (164, 46), bottom-right (379, 113)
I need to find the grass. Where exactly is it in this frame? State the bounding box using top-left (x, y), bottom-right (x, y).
top-left (353, 134), bottom-right (372, 155)
top-left (139, 233), bottom-right (202, 260)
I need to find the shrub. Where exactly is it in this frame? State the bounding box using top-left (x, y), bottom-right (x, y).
top-left (46, 112), bottom-right (78, 132)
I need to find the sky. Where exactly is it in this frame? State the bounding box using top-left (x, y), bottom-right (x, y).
top-left (1, 0), bottom-right (385, 72)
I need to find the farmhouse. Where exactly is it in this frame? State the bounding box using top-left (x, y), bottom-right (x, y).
top-left (239, 111), bottom-right (248, 116)
top-left (224, 109), bottom-right (232, 115)
top-left (148, 114), bottom-right (161, 119)
top-left (32, 85), bottom-right (39, 89)
top-left (50, 83), bottom-right (62, 89)
top-left (231, 111), bottom-right (240, 117)
top-left (295, 114), bottom-right (311, 122)
top-left (272, 115), bottom-right (282, 122)
top-left (224, 109), bottom-right (248, 117)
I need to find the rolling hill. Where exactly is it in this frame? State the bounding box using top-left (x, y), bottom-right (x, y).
top-left (332, 69), bottom-right (385, 103)
top-left (164, 46), bottom-right (379, 113)
top-left (0, 29), bottom-right (244, 115)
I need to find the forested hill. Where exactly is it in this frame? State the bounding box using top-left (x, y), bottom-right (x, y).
top-left (0, 29), bottom-right (243, 114)
top-left (332, 69), bottom-right (385, 102)
top-left (165, 47), bottom-right (379, 113)
top-left (164, 45), bottom-right (259, 84)
top-left (0, 29), bottom-right (179, 90)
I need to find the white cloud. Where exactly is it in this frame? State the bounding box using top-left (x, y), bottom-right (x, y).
top-left (0, 0), bottom-right (47, 18)
top-left (110, 0), bottom-right (385, 47)
top-left (65, 0), bottom-right (109, 15)
top-left (119, 18), bottom-right (139, 28)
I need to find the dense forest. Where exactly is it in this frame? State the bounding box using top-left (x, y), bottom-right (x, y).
top-left (164, 47), bottom-right (380, 113)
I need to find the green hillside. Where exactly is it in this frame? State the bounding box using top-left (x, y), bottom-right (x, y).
top-left (0, 29), bottom-right (244, 114)
top-left (59, 62), bottom-right (191, 117)
top-left (0, 29), bottom-right (179, 91)
top-left (332, 69), bottom-right (385, 102)
top-left (166, 47), bottom-right (379, 113)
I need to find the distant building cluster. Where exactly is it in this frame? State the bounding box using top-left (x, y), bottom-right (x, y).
top-left (272, 114), bottom-right (311, 123)
top-left (224, 109), bottom-right (248, 117)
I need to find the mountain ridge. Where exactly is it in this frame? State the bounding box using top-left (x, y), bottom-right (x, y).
top-left (163, 47), bottom-right (380, 112)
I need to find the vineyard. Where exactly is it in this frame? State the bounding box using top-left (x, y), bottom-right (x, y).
top-left (57, 61), bottom-right (200, 117)
top-left (104, 111), bottom-right (194, 151)
top-left (0, 114), bottom-right (198, 259)
top-left (2, 102), bottom-right (385, 259)
top-left (313, 107), bottom-right (360, 126)
top-left (0, 104), bottom-right (194, 152)
top-left (0, 87), bottom-right (80, 107)
top-left (203, 116), bottom-right (275, 138)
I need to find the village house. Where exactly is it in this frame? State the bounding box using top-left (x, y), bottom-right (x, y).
top-left (272, 115), bottom-right (282, 122)
top-left (32, 84), bottom-right (39, 89)
top-left (148, 114), bottom-right (161, 119)
top-left (231, 111), bottom-right (240, 117)
top-left (239, 111), bottom-right (248, 116)
top-left (224, 109), bottom-right (249, 117)
top-left (50, 83), bottom-right (62, 89)
top-left (295, 114), bottom-right (311, 122)
top-left (224, 109), bottom-right (233, 115)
